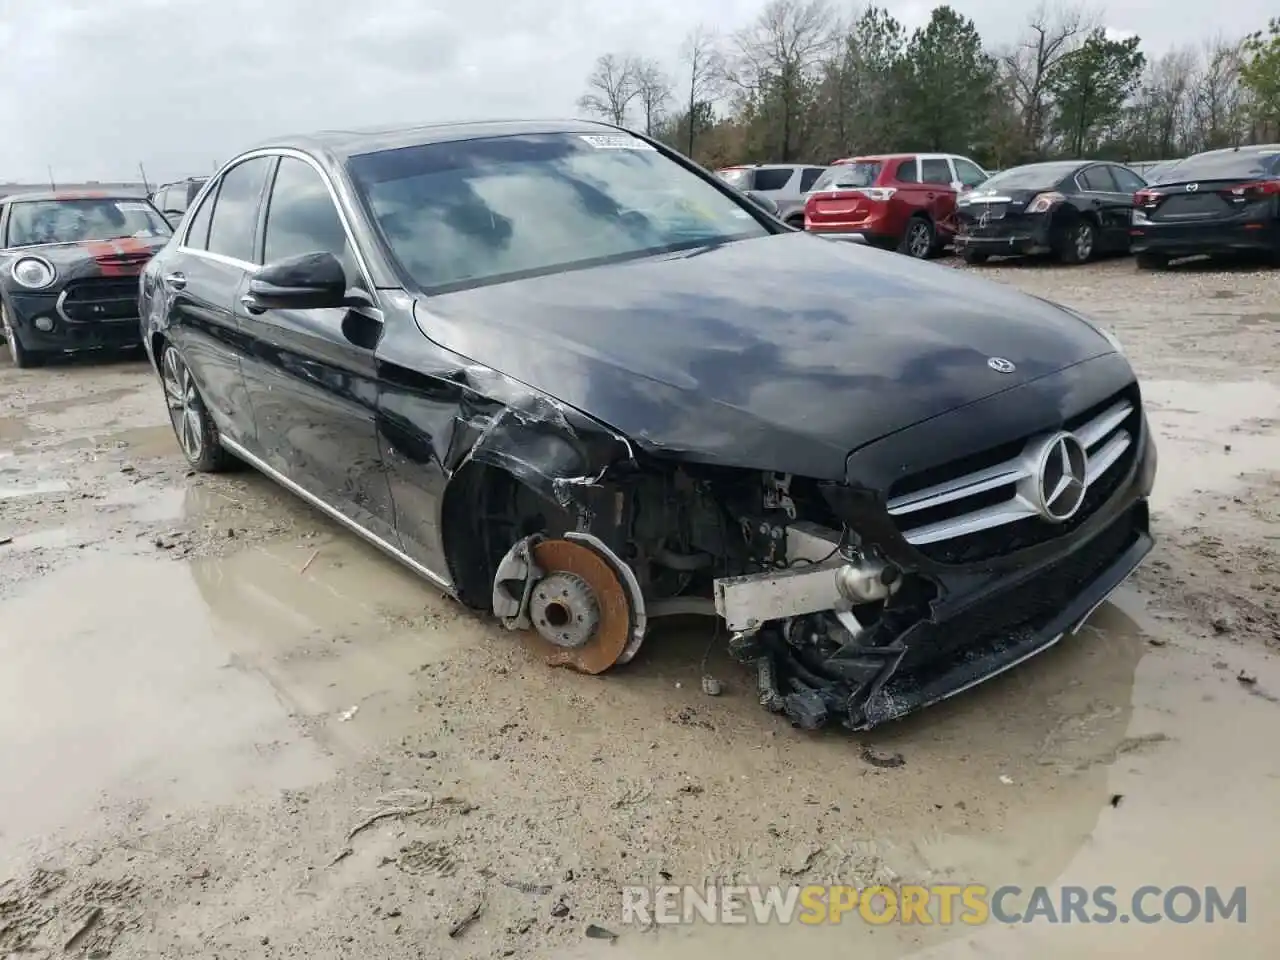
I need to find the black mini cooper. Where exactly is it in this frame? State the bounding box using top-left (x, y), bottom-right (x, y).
top-left (0, 191), bottom-right (172, 367)
top-left (139, 120), bottom-right (1157, 731)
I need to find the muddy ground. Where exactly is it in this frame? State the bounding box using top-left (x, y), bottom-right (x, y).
top-left (1, 255), bottom-right (1277, 959)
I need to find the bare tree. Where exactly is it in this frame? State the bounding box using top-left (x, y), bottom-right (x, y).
top-left (577, 53), bottom-right (638, 126)
top-left (727, 0), bottom-right (836, 161)
top-left (1192, 37), bottom-right (1247, 149)
top-left (678, 25), bottom-right (724, 156)
top-left (630, 57), bottom-right (673, 135)
top-left (1002, 3), bottom-right (1095, 155)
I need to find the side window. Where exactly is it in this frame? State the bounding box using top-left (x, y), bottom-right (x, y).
top-left (183, 183), bottom-right (217, 250)
top-left (920, 158), bottom-right (951, 184)
top-left (896, 159), bottom-right (919, 183)
top-left (1110, 166), bottom-right (1146, 192)
top-left (206, 157), bottom-right (273, 263)
top-left (751, 168), bottom-right (793, 191)
top-left (954, 158), bottom-right (988, 188)
top-left (799, 167), bottom-right (825, 192)
top-left (1078, 166), bottom-right (1118, 193)
top-left (263, 157), bottom-right (354, 276)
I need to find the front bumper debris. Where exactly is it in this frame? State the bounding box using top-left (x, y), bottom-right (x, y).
top-left (734, 503), bottom-right (1152, 731)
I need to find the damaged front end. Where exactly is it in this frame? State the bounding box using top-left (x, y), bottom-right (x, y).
top-left (482, 425), bottom-right (1153, 733)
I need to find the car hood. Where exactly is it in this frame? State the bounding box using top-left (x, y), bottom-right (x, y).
top-left (415, 232), bottom-right (1115, 480)
top-left (2, 236), bottom-right (168, 281)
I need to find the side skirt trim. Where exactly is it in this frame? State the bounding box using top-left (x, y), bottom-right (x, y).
top-left (219, 437), bottom-right (456, 596)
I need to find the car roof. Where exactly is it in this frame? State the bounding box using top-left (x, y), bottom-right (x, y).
top-left (248, 118), bottom-right (640, 162)
top-left (0, 190), bottom-right (145, 205)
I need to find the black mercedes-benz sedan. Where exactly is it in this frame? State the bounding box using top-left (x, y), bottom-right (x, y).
top-left (955, 160), bottom-right (1148, 265)
top-left (139, 120), bottom-right (1157, 731)
top-left (1, 191), bottom-right (172, 367)
top-left (1131, 144), bottom-right (1280, 269)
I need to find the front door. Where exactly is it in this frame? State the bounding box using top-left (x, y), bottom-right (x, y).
top-left (235, 154), bottom-right (398, 544)
top-left (161, 158), bottom-right (273, 450)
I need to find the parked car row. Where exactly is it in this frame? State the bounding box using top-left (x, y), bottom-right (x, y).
top-left (1, 118), bottom-right (1158, 734)
top-left (719, 143), bottom-right (1280, 270)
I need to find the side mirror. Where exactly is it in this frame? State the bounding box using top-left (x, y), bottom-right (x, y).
top-left (246, 251), bottom-right (355, 311)
top-left (744, 191), bottom-right (780, 217)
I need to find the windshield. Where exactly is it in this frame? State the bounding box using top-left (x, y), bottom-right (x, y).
top-left (812, 162), bottom-right (881, 191)
top-left (5, 197), bottom-right (171, 248)
top-left (348, 132), bottom-right (770, 293)
top-left (1159, 149), bottom-right (1280, 182)
top-left (980, 164), bottom-right (1080, 191)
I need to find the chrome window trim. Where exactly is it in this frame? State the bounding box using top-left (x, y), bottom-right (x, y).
top-left (175, 147), bottom-right (378, 292)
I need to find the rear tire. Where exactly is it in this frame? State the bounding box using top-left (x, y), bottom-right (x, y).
top-left (1135, 252), bottom-right (1170, 271)
top-left (785, 215), bottom-right (805, 231)
top-left (1058, 218), bottom-right (1097, 265)
top-left (961, 249), bottom-right (990, 265)
top-left (2, 304), bottom-right (43, 369)
top-left (899, 217), bottom-right (936, 259)
top-left (159, 342), bottom-right (233, 472)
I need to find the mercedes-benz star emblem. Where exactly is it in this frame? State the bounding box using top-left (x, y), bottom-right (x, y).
top-left (1186, 183), bottom-right (1199, 192)
top-left (1035, 433), bottom-right (1088, 522)
top-left (987, 357), bottom-right (1016, 374)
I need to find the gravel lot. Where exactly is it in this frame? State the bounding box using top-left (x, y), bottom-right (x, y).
top-left (1, 255), bottom-right (1277, 959)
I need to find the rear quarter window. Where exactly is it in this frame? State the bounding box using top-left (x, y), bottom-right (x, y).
top-left (896, 159), bottom-right (919, 183)
top-left (751, 168), bottom-right (794, 191)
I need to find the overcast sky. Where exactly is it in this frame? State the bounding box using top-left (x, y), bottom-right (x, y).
top-left (0, 0), bottom-right (1269, 183)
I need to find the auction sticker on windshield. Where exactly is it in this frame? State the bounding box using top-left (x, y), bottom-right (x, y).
top-left (579, 134), bottom-right (656, 151)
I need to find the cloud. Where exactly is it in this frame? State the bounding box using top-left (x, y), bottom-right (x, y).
top-left (0, 0), bottom-right (1273, 183)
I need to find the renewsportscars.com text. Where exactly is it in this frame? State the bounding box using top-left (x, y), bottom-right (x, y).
top-left (621, 883), bottom-right (1248, 926)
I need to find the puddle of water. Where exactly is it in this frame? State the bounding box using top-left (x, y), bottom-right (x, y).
top-left (1143, 380), bottom-right (1280, 508)
top-left (0, 478), bottom-right (71, 500)
top-left (102, 424), bottom-right (179, 458)
top-left (98, 483), bottom-right (188, 521)
top-left (556, 597), bottom-right (1280, 959)
top-left (0, 534), bottom-right (469, 869)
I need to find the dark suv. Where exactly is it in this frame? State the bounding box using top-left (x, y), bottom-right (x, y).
top-left (149, 178), bottom-right (208, 224)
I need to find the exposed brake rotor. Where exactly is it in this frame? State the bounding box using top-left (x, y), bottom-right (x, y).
top-left (521, 537), bottom-right (634, 674)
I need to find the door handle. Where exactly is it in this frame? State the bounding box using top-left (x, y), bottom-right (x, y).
top-left (239, 293), bottom-right (266, 315)
top-left (163, 272), bottom-right (186, 289)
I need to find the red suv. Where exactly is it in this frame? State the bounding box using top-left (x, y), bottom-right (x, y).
top-left (804, 153), bottom-right (990, 258)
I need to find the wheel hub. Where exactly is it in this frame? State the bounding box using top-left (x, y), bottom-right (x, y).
top-left (529, 570), bottom-right (600, 649)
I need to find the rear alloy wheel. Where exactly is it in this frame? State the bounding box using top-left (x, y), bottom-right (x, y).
top-left (2, 304), bottom-right (42, 369)
top-left (160, 343), bottom-right (231, 472)
top-left (1059, 219), bottom-right (1096, 264)
top-left (1135, 252), bottom-right (1170, 271)
top-left (899, 217), bottom-right (936, 259)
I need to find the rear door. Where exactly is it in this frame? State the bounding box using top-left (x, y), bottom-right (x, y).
top-left (1075, 164), bottom-right (1132, 249)
top-left (163, 158), bottom-right (272, 449)
top-left (236, 153), bottom-right (398, 543)
top-left (918, 157), bottom-right (957, 234)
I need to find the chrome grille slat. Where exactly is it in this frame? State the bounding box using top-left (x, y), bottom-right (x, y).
top-left (903, 497), bottom-right (1040, 545)
top-left (889, 395), bottom-right (1138, 549)
top-left (886, 463), bottom-right (1029, 516)
top-left (1075, 400), bottom-right (1133, 448)
top-left (1085, 433), bottom-right (1131, 485)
